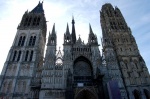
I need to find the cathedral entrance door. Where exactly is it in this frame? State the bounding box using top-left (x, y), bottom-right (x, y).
top-left (75, 88), bottom-right (98, 99)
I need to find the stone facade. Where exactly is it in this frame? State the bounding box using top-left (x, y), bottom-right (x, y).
top-left (0, 2), bottom-right (150, 99)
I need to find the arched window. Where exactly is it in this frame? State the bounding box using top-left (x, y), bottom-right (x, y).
top-left (17, 50), bottom-right (21, 61)
top-left (124, 60), bottom-right (128, 69)
top-left (29, 50), bottom-right (33, 61)
top-left (33, 17), bottom-right (37, 26)
top-left (18, 35), bottom-right (26, 46)
top-left (25, 50), bottom-right (29, 61)
top-left (24, 17), bottom-right (29, 26)
top-left (18, 36), bottom-right (22, 46)
top-left (74, 56), bottom-right (92, 77)
top-left (32, 16), bottom-right (40, 26)
top-left (32, 36), bottom-right (36, 46)
top-left (36, 17), bottom-right (40, 26)
top-left (29, 36), bottom-right (33, 46)
top-left (21, 36), bottom-right (26, 46)
top-left (133, 90), bottom-right (141, 99)
top-left (27, 17), bottom-right (32, 26)
top-left (12, 51), bottom-right (17, 61)
top-left (144, 89), bottom-right (150, 99)
top-left (51, 37), bottom-right (55, 44)
top-left (29, 35), bottom-right (36, 46)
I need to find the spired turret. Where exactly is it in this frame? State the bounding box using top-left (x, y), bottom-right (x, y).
top-left (88, 24), bottom-right (98, 45)
top-left (47, 23), bottom-right (57, 46)
top-left (40, 23), bottom-right (59, 98)
top-left (71, 17), bottom-right (76, 44)
top-left (64, 23), bottom-right (72, 45)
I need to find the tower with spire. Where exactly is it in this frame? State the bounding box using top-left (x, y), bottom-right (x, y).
top-left (0, 1), bottom-right (47, 98)
top-left (0, 1), bottom-right (150, 99)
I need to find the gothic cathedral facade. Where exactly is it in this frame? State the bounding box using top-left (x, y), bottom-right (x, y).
top-left (0, 2), bottom-right (150, 99)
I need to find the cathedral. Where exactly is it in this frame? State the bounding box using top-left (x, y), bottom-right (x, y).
top-left (0, 1), bottom-right (150, 99)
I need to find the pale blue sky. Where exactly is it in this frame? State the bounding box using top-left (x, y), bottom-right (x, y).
top-left (0, 0), bottom-right (150, 72)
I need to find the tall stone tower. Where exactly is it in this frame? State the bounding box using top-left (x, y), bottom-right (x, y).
top-left (0, 1), bottom-right (150, 99)
top-left (0, 2), bottom-right (47, 98)
top-left (100, 3), bottom-right (150, 99)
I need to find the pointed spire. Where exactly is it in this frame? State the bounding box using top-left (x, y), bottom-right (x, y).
top-left (25, 9), bottom-right (28, 14)
top-left (47, 31), bottom-right (51, 45)
top-left (47, 24), bottom-right (56, 46)
top-left (72, 16), bottom-right (75, 24)
top-left (52, 23), bottom-right (56, 35)
top-left (76, 34), bottom-right (82, 44)
top-left (42, 0), bottom-right (44, 3)
top-left (71, 16), bottom-right (76, 44)
top-left (88, 24), bottom-right (98, 45)
top-left (78, 36), bottom-right (81, 42)
top-left (89, 24), bottom-right (94, 34)
top-left (31, 1), bottom-right (44, 13)
top-left (66, 23), bottom-right (70, 34)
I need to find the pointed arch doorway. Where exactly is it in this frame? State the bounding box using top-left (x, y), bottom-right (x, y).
top-left (75, 88), bottom-right (98, 99)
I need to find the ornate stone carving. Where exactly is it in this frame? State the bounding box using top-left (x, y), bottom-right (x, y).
top-left (74, 61), bottom-right (92, 76)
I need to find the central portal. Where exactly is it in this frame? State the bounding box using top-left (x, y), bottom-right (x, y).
top-left (75, 89), bottom-right (98, 99)
top-left (65, 56), bottom-right (105, 99)
top-left (73, 56), bottom-right (93, 87)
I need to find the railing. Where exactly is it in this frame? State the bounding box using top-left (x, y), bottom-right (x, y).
top-left (73, 76), bottom-right (94, 87)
